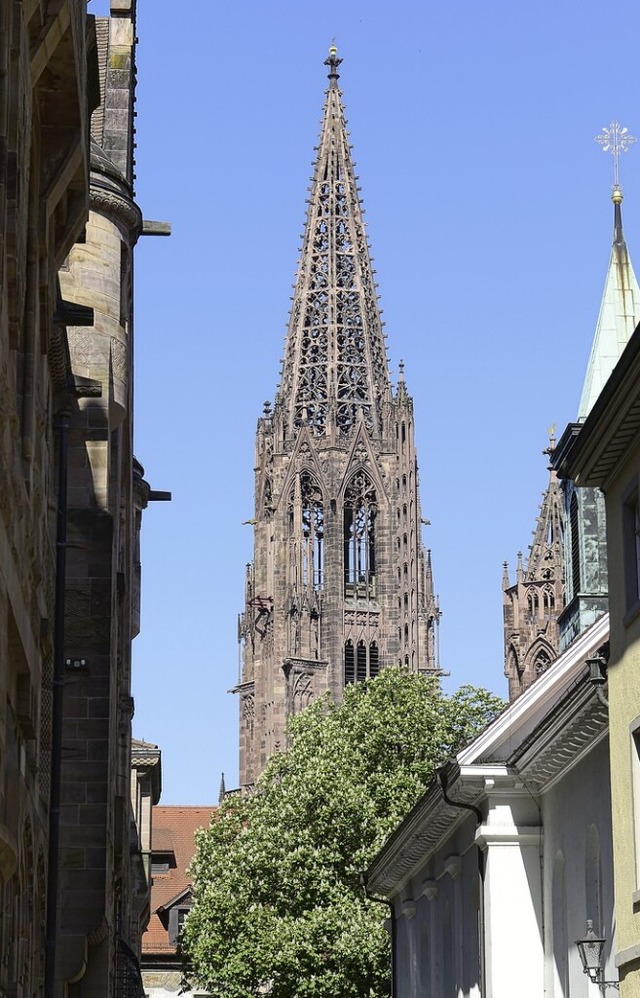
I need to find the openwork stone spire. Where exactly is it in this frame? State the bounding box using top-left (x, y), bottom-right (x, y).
top-left (278, 46), bottom-right (391, 440)
top-left (235, 50), bottom-right (439, 787)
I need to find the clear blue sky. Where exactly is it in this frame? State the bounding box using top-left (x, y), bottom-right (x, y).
top-left (114, 0), bottom-right (640, 803)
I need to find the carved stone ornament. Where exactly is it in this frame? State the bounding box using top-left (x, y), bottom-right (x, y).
top-left (90, 181), bottom-right (143, 244)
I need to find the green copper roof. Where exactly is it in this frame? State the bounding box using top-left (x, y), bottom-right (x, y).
top-left (578, 192), bottom-right (640, 419)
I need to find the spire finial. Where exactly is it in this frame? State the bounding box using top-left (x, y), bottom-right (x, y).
top-left (595, 120), bottom-right (636, 195)
top-left (324, 43), bottom-right (342, 88)
top-left (544, 423), bottom-right (556, 453)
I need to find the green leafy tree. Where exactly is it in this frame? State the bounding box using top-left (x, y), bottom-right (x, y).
top-left (182, 669), bottom-right (503, 998)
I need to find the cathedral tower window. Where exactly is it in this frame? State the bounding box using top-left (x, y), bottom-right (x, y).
top-left (344, 471), bottom-right (377, 598)
top-left (357, 641), bottom-right (367, 682)
top-left (526, 588), bottom-right (539, 619)
top-left (369, 642), bottom-right (379, 678)
top-left (289, 472), bottom-right (324, 590)
top-left (344, 639), bottom-right (380, 684)
top-left (533, 648), bottom-right (551, 675)
top-left (543, 585), bottom-right (555, 615)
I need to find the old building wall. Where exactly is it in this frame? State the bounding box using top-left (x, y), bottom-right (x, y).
top-left (0, 0), bottom-right (91, 994)
top-left (0, 2), bottom-right (159, 997)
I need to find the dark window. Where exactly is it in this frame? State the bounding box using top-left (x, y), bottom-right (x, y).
top-left (345, 640), bottom-right (355, 684)
top-left (168, 905), bottom-right (190, 946)
top-left (151, 851), bottom-right (176, 875)
top-left (369, 642), bottom-right (379, 678)
top-left (344, 639), bottom-right (380, 684)
top-left (543, 586), bottom-right (555, 615)
top-left (356, 641), bottom-right (367, 682)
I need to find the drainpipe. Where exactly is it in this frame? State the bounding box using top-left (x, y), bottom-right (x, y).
top-left (437, 763), bottom-right (483, 825)
top-left (44, 409), bottom-right (70, 998)
top-left (360, 872), bottom-right (397, 998)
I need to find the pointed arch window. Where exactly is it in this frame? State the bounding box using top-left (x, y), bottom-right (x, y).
top-left (344, 639), bottom-right (379, 685)
top-left (534, 649), bottom-right (551, 675)
top-left (344, 471), bottom-right (377, 599)
top-left (543, 585), bottom-right (555, 615)
top-left (526, 588), bottom-right (539, 620)
top-left (289, 472), bottom-right (324, 590)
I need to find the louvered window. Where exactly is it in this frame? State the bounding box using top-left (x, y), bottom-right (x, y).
top-left (344, 639), bottom-right (380, 685)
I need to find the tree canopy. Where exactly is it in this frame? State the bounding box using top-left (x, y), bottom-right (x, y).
top-left (182, 669), bottom-right (504, 998)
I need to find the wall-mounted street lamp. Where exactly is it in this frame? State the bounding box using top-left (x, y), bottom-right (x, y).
top-left (575, 921), bottom-right (619, 991)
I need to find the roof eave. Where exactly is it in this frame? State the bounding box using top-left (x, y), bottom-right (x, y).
top-left (554, 320), bottom-right (640, 487)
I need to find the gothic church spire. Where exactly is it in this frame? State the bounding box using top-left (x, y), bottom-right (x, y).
top-left (278, 45), bottom-right (391, 440)
top-left (236, 50), bottom-right (439, 786)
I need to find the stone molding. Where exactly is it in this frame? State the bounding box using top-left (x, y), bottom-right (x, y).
top-left (90, 180), bottom-right (142, 244)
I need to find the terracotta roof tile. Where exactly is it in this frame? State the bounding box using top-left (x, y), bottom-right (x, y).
top-left (142, 805), bottom-right (217, 956)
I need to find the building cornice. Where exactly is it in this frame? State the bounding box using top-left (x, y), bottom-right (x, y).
top-left (367, 616), bottom-right (610, 897)
top-left (90, 176), bottom-right (143, 244)
top-left (510, 677), bottom-right (608, 792)
top-left (458, 613), bottom-right (609, 765)
top-left (553, 321), bottom-right (640, 489)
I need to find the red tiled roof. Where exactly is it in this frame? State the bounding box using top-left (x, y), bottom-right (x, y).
top-left (142, 805), bottom-right (217, 955)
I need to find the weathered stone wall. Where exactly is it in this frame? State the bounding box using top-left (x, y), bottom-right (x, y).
top-left (0, 0), bottom-right (91, 993)
top-left (0, 2), bottom-right (154, 996)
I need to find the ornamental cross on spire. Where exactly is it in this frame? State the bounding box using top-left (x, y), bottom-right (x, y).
top-left (595, 120), bottom-right (637, 189)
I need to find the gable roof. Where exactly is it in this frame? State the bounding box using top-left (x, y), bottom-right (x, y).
top-left (141, 805), bottom-right (216, 957)
top-left (366, 614), bottom-right (609, 896)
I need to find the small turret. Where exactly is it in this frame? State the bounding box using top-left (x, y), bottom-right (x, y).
top-left (503, 431), bottom-right (565, 700)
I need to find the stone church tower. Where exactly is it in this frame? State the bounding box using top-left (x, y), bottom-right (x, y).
top-left (503, 435), bottom-right (565, 700)
top-left (236, 49), bottom-right (440, 786)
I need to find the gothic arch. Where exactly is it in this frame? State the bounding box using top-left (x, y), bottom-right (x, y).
top-left (343, 470), bottom-right (377, 599)
top-left (524, 639), bottom-right (555, 680)
top-left (292, 673), bottom-right (314, 714)
top-left (288, 470), bottom-right (325, 591)
top-left (344, 638), bottom-right (380, 685)
top-left (526, 587), bottom-right (540, 618)
top-left (543, 584), bottom-right (556, 614)
top-left (507, 644), bottom-right (520, 679)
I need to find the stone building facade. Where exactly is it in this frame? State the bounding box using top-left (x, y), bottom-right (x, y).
top-left (0, 2), bottom-right (165, 996)
top-left (236, 50), bottom-right (440, 786)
